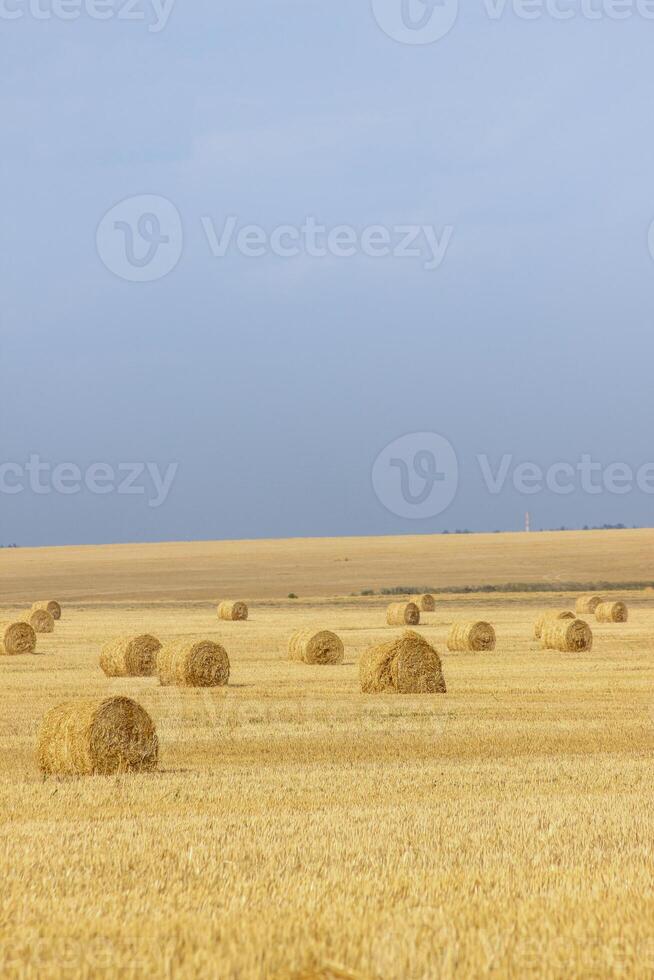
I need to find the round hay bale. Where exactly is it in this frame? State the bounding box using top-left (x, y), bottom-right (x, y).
top-left (447, 621), bottom-right (496, 652)
top-left (386, 602), bottom-right (420, 627)
top-left (541, 618), bottom-right (593, 652)
top-left (360, 630), bottom-right (446, 694)
top-left (288, 629), bottom-right (344, 665)
top-left (99, 634), bottom-right (162, 678)
top-left (575, 595), bottom-right (603, 615)
top-left (533, 610), bottom-right (575, 640)
top-left (217, 601), bottom-right (248, 622)
top-left (37, 696), bottom-right (158, 776)
top-left (416, 594), bottom-right (436, 612)
top-left (27, 608), bottom-right (55, 634)
top-left (595, 601), bottom-right (628, 623)
top-left (158, 639), bottom-right (230, 688)
top-left (0, 621), bottom-right (37, 656)
top-left (31, 600), bottom-right (61, 620)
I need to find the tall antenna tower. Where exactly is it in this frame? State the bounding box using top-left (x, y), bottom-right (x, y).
top-left (525, 511), bottom-right (531, 533)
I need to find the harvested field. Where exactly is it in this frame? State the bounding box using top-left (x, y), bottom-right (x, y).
top-left (2, 528), bottom-right (652, 603)
top-left (1, 531), bottom-right (654, 977)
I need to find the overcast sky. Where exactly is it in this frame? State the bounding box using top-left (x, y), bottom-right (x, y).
top-left (2, 1), bottom-right (654, 546)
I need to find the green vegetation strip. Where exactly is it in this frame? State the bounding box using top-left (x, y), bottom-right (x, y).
top-left (357, 582), bottom-right (654, 596)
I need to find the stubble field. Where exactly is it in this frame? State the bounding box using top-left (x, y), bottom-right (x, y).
top-left (1, 530), bottom-right (654, 978)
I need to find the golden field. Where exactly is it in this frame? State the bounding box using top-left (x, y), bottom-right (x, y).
top-left (1, 529), bottom-right (654, 978)
top-left (1, 527), bottom-right (653, 603)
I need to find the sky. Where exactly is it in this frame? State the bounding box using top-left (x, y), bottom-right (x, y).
top-left (2, 0), bottom-right (654, 546)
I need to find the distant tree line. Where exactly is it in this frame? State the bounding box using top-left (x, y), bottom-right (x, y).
top-left (539, 524), bottom-right (637, 532)
top-left (581, 523), bottom-right (633, 531)
top-left (356, 580), bottom-right (654, 597)
top-left (441, 524), bottom-right (640, 534)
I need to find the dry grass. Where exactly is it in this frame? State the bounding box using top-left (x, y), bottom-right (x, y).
top-left (2, 533), bottom-right (654, 976)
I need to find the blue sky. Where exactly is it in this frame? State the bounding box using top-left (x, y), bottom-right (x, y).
top-left (2, 2), bottom-right (654, 545)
